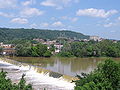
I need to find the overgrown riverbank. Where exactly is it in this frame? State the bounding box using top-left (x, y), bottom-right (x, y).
top-left (74, 59), bottom-right (120, 90)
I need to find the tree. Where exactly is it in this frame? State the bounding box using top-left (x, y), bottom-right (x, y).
top-left (49, 44), bottom-right (55, 52)
top-left (31, 46), bottom-right (39, 57)
top-left (36, 43), bottom-right (47, 57)
top-left (43, 50), bottom-right (52, 57)
top-left (15, 43), bottom-right (32, 57)
top-left (0, 47), bottom-right (3, 55)
top-left (0, 70), bottom-right (32, 90)
top-left (74, 59), bottom-right (120, 90)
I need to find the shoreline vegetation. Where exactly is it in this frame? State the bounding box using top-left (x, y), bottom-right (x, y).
top-left (8, 39), bottom-right (120, 58)
top-left (74, 59), bottom-right (120, 90)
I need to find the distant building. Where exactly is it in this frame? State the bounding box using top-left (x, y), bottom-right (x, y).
top-left (54, 44), bottom-right (63, 53)
top-left (1, 44), bottom-right (14, 48)
top-left (90, 36), bottom-right (103, 41)
top-left (0, 42), bottom-right (3, 46)
top-left (33, 38), bottom-right (45, 43)
top-left (0, 42), bottom-right (15, 55)
top-left (43, 40), bottom-right (56, 45)
top-left (2, 48), bottom-right (15, 55)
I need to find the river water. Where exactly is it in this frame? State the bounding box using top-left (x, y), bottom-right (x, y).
top-left (7, 57), bottom-right (120, 76)
top-left (0, 57), bottom-right (120, 90)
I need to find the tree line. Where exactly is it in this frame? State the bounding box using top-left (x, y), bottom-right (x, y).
top-left (59, 40), bottom-right (120, 57)
top-left (0, 28), bottom-right (89, 42)
top-left (15, 42), bottom-right (53, 57)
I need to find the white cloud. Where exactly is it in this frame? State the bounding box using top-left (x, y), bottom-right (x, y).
top-left (61, 16), bottom-right (68, 20)
top-left (11, 18), bottom-right (28, 24)
top-left (40, 0), bottom-right (56, 7)
top-left (76, 8), bottom-right (118, 18)
top-left (30, 23), bottom-right (37, 28)
top-left (41, 23), bottom-right (49, 27)
top-left (118, 17), bottom-right (120, 20)
top-left (40, 0), bottom-right (79, 9)
top-left (20, 8), bottom-right (44, 17)
top-left (52, 21), bottom-right (63, 27)
top-left (22, 1), bottom-right (31, 6)
top-left (61, 16), bottom-right (78, 22)
top-left (22, 0), bottom-right (36, 6)
top-left (0, 12), bottom-right (14, 18)
top-left (71, 17), bottom-right (78, 22)
top-left (0, 0), bottom-right (17, 8)
top-left (103, 23), bottom-right (114, 27)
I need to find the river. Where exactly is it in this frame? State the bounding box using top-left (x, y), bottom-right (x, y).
top-left (0, 57), bottom-right (120, 90)
top-left (7, 57), bottom-right (120, 76)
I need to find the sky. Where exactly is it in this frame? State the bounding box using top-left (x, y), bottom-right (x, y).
top-left (0, 0), bottom-right (120, 40)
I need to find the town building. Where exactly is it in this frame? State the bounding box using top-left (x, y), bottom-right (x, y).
top-left (0, 42), bottom-right (15, 55)
top-left (54, 44), bottom-right (63, 53)
top-left (90, 36), bottom-right (103, 41)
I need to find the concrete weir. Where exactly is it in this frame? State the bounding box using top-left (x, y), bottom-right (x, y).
top-left (0, 57), bottom-right (77, 90)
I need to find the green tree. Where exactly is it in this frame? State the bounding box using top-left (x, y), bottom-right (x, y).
top-left (43, 50), bottom-right (52, 57)
top-left (74, 59), bottom-right (120, 90)
top-left (36, 43), bottom-right (47, 57)
top-left (49, 44), bottom-right (55, 52)
top-left (31, 46), bottom-right (39, 57)
top-left (0, 70), bottom-right (32, 90)
top-left (0, 47), bottom-right (3, 54)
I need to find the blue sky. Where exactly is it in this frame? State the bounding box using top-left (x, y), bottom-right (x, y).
top-left (0, 0), bottom-right (120, 40)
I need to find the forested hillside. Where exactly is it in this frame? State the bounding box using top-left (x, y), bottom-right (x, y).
top-left (0, 28), bottom-right (89, 42)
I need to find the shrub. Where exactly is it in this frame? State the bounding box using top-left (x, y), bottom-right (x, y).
top-left (74, 59), bottom-right (120, 90)
top-left (0, 70), bottom-right (32, 90)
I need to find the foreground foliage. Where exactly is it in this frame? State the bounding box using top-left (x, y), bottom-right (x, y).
top-left (74, 59), bottom-right (120, 90)
top-left (0, 70), bottom-right (32, 90)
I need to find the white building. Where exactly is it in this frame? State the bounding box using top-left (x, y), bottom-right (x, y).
top-left (90, 36), bottom-right (102, 41)
top-left (54, 44), bottom-right (63, 53)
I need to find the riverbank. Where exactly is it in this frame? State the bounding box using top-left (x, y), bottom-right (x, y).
top-left (0, 57), bottom-right (75, 90)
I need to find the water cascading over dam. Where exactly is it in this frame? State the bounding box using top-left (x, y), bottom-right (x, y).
top-left (0, 57), bottom-right (77, 90)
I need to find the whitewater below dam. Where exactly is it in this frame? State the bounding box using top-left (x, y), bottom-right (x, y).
top-left (0, 58), bottom-right (76, 90)
top-left (1, 57), bottom-right (119, 90)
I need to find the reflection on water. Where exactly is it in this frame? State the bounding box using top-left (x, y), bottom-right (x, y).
top-left (8, 57), bottom-right (120, 77)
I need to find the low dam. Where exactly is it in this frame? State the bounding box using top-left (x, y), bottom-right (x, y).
top-left (0, 57), bottom-right (77, 90)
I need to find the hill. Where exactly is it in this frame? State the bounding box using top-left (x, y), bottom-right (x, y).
top-left (0, 28), bottom-right (89, 42)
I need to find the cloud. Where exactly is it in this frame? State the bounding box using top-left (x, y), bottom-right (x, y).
top-left (40, 0), bottom-right (56, 7)
top-left (103, 22), bottom-right (115, 27)
top-left (0, 0), bottom-right (17, 8)
top-left (40, 0), bottom-right (79, 9)
top-left (52, 21), bottom-right (63, 27)
top-left (118, 17), bottom-right (120, 20)
top-left (22, 1), bottom-right (31, 6)
top-left (76, 8), bottom-right (118, 18)
top-left (21, 0), bottom-right (36, 6)
top-left (10, 18), bottom-right (28, 24)
top-left (41, 23), bottom-right (49, 27)
top-left (30, 23), bottom-right (37, 28)
top-left (0, 12), bottom-right (14, 18)
top-left (20, 8), bottom-right (44, 17)
top-left (61, 16), bottom-right (78, 22)
top-left (71, 17), bottom-right (78, 22)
